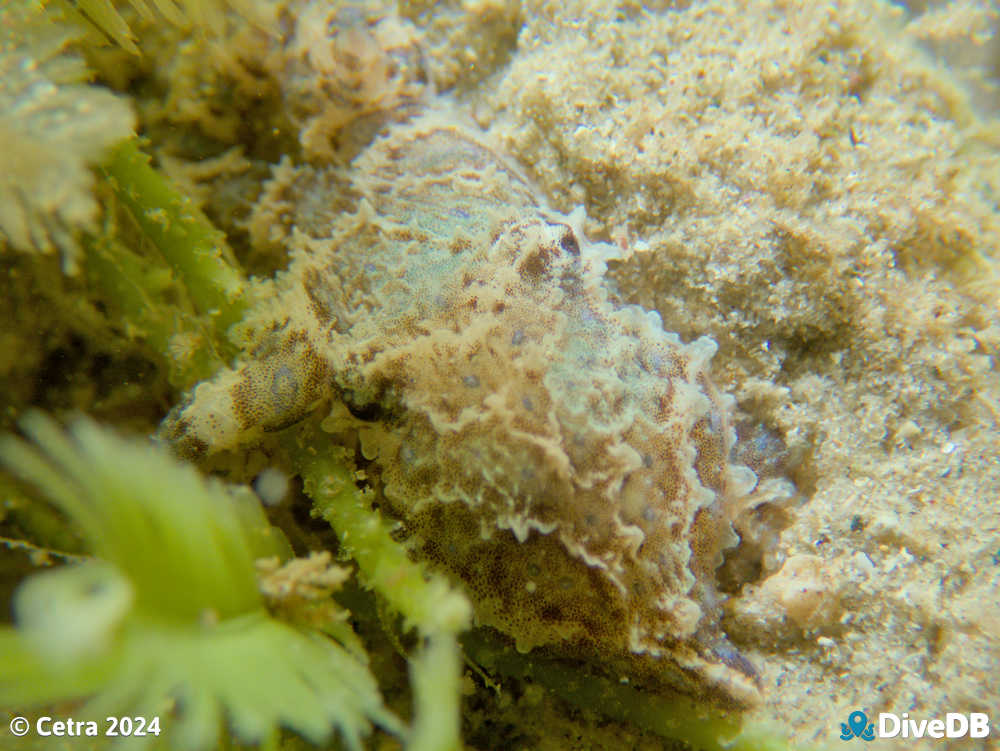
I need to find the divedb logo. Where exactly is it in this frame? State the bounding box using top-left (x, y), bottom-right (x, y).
top-left (839, 710), bottom-right (992, 741)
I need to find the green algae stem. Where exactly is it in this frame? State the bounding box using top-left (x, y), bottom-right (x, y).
top-left (295, 433), bottom-right (469, 751)
top-left (84, 232), bottom-right (224, 387)
top-left (461, 628), bottom-right (814, 751)
top-left (101, 139), bottom-right (248, 340)
top-left (408, 632), bottom-right (463, 751)
top-left (297, 435), bottom-right (471, 638)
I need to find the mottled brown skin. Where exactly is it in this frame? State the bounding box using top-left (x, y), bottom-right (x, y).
top-left (160, 113), bottom-right (761, 708)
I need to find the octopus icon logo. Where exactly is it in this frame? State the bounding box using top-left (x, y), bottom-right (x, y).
top-left (841, 711), bottom-right (876, 741)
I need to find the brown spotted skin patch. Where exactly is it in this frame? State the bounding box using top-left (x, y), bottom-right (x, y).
top-left (159, 113), bottom-right (761, 708)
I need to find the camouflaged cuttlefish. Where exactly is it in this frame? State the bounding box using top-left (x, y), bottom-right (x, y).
top-left (160, 110), bottom-right (763, 708)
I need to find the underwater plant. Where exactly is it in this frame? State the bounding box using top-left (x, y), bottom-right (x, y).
top-left (0, 413), bottom-right (405, 750)
top-left (0, 0), bottom-right (134, 273)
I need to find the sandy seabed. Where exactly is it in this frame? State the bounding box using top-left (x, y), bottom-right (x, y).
top-left (420, 1), bottom-right (1000, 747)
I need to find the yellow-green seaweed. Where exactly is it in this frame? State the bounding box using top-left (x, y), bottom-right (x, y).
top-left (101, 140), bottom-right (250, 341)
top-left (0, 413), bottom-right (402, 750)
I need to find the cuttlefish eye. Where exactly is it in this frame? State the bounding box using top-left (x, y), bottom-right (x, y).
top-left (559, 230), bottom-right (580, 256)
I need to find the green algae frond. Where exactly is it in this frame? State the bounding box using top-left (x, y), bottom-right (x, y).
top-left (100, 139), bottom-right (250, 342)
top-left (60, 0), bottom-right (263, 54)
top-left (0, 413), bottom-right (402, 750)
top-left (0, 0), bottom-right (134, 273)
